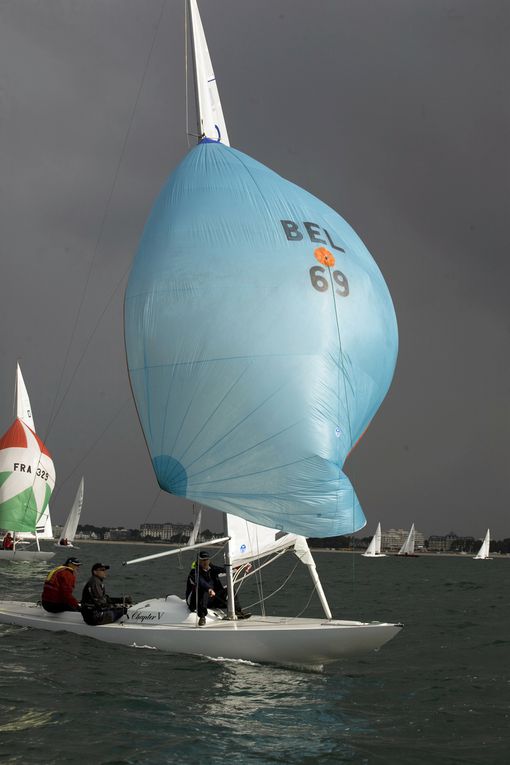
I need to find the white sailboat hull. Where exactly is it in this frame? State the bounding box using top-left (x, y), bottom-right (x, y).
top-left (0, 549), bottom-right (55, 562)
top-left (0, 597), bottom-right (402, 668)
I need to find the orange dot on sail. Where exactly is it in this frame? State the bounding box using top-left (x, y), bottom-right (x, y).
top-left (314, 247), bottom-right (335, 267)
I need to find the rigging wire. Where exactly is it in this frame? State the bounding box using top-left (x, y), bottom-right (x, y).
top-left (141, 489), bottom-right (164, 526)
top-left (294, 585), bottom-right (320, 620)
top-left (327, 265), bottom-right (358, 594)
top-left (50, 397), bottom-right (131, 506)
top-left (43, 0), bottom-right (167, 445)
top-left (243, 558), bottom-right (300, 613)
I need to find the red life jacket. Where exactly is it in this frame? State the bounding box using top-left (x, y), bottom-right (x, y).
top-left (42, 565), bottom-right (79, 608)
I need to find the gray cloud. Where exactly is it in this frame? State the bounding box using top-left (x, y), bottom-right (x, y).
top-left (0, 0), bottom-right (508, 538)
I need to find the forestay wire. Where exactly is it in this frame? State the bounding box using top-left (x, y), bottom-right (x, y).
top-left (328, 265), bottom-right (358, 594)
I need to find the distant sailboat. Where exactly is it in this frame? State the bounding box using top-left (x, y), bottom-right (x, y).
top-left (362, 522), bottom-right (386, 557)
top-left (0, 366), bottom-right (55, 562)
top-left (14, 364), bottom-right (54, 543)
top-left (0, 420), bottom-right (56, 562)
top-left (473, 529), bottom-right (491, 560)
top-left (56, 478), bottom-right (84, 549)
top-left (397, 524), bottom-right (418, 557)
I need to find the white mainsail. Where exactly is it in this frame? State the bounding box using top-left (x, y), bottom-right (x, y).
top-left (16, 363), bottom-right (35, 431)
top-left (57, 478), bottom-right (84, 546)
top-left (474, 529), bottom-right (491, 560)
top-left (188, 0), bottom-right (229, 145)
top-left (226, 514), bottom-right (299, 566)
top-left (226, 514), bottom-right (332, 619)
top-left (397, 524), bottom-right (416, 555)
top-left (363, 522), bottom-right (386, 557)
top-left (14, 364), bottom-right (54, 541)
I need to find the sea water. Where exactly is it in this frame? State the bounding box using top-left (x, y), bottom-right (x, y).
top-left (0, 544), bottom-right (508, 764)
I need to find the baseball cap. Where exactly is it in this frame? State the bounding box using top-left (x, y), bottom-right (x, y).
top-left (64, 557), bottom-right (81, 566)
top-left (92, 562), bottom-right (110, 572)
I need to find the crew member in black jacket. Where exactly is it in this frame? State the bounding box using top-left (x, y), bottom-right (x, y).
top-left (81, 562), bottom-right (130, 625)
top-left (186, 550), bottom-right (250, 626)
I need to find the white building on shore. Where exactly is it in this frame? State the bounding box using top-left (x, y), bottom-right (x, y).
top-left (140, 522), bottom-right (193, 541)
top-left (380, 527), bottom-right (425, 552)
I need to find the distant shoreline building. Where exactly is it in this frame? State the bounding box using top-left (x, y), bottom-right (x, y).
top-left (427, 532), bottom-right (475, 552)
top-left (139, 522), bottom-right (194, 541)
top-left (104, 528), bottom-right (132, 541)
top-left (53, 524), bottom-right (99, 540)
top-left (381, 527), bottom-right (425, 552)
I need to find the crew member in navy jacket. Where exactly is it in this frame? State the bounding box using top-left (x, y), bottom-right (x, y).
top-left (185, 550), bottom-right (250, 626)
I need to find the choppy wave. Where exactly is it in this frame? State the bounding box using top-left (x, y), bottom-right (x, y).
top-left (0, 709), bottom-right (57, 732)
top-left (0, 543), bottom-right (508, 764)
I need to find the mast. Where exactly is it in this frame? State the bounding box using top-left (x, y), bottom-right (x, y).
top-left (223, 514), bottom-right (236, 620)
top-left (189, 0), bottom-right (235, 617)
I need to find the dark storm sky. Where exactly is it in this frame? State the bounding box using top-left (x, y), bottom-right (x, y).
top-left (0, 1), bottom-right (508, 538)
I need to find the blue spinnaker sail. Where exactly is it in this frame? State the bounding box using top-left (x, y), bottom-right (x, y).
top-left (125, 141), bottom-right (398, 537)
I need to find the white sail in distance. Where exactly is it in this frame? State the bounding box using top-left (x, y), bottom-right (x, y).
top-left (474, 529), bottom-right (491, 560)
top-left (398, 524), bottom-right (416, 556)
top-left (14, 364), bottom-right (53, 540)
top-left (188, 505), bottom-right (202, 546)
top-left (363, 522), bottom-right (386, 557)
top-left (16, 363), bottom-right (35, 431)
top-left (57, 478), bottom-right (84, 546)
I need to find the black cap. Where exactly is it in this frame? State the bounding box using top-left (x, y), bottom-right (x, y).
top-left (198, 550), bottom-right (210, 560)
top-left (64, 557), bottom-right (81, 566)
top-left (92, 562), bottom-right (110, 572)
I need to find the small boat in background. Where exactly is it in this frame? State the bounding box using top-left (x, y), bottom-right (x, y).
top-left (55, 478), bottom-right (84, 549)
top-left (0, 366), bottom-right (55, 562)
top-left (362, 522), bottom-right (386, 557)
top-left (473, 529), bottom-right (491, 560)
top-left (396, 524), bottom-right (419, 557)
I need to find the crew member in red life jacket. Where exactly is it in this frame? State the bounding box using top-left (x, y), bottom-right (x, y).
top-left (2, 532), bottom-right (14, 550)
top-left (59, 538), bottom-right (69, 546)
top-left (41, 557), bottom-right (81, 613)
